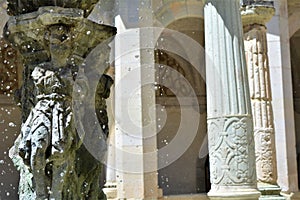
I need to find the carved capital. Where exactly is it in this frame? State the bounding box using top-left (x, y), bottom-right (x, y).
top-left (241, 6), bottom-right (275, 27)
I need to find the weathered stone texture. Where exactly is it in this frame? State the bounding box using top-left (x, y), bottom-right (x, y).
top-left (244, 25), bottom-right (278, 185)
top-left (5, 6), bottom-right (116, 200)
top-left (6, 0), bottom-right (98, 17)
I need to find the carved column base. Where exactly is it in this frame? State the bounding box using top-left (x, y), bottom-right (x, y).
top-left (257, 183), bottom-right (285, 199)
top-left (208, 188), bottom-right (260, 200)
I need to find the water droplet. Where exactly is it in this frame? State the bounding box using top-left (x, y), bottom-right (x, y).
top-left (8, 122), bottom-right (16, 127)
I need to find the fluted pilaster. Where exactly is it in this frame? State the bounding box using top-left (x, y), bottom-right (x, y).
top-left (204, 0), bottom-right (260, 199)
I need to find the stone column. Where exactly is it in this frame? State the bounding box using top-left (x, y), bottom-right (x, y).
top-left (241, 3), bottom-right (285, 199)
top-left (204, 0), bottom-right (260, 199)
top-left (113, 1), bottom-right (160, 198)
top-left (114, 28), bottom-right (160, 199)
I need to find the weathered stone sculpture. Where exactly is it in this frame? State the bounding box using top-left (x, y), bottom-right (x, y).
top-left (6, 0), bottom-right (98, 16)
top-left (4, 4), bottom-right (116, 200)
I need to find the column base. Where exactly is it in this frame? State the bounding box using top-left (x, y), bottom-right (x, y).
top-left (208, 188), bottom-right (261, 200)
top-left (257, 183), bottom-right (285, 199)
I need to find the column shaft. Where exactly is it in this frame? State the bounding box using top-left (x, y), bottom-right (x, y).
top-left (244, 25), bottom-right (276, 184)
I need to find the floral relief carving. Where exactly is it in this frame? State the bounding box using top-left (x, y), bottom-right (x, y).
top-left (208, 116), bottom-right (256, 187)
top-left (254, 129), bottom-right (276, 184)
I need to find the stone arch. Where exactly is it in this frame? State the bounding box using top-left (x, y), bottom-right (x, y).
top-left (289, 12), bottom-right (300, 38)
top-left (154, 16), bottom-right (209, 195)
top-left (153, 1), bottom-right (204, 28)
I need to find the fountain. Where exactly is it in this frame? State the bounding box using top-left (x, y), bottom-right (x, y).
top-left (4, 2), bottom-right (116, 199)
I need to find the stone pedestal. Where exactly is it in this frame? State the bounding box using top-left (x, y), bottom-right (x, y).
top-left (204, 0), bottom-right (260, 199)
top-left (241, 4), bottom-right (285, 200)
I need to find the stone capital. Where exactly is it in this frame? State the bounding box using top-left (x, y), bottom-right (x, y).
top-left (241, 6), bottom-right (275, 27)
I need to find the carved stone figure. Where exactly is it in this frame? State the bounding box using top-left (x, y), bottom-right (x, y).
top-left (18, 67), bottom-right (71, 199)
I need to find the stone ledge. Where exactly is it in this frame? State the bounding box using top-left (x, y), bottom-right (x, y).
top-left (107, 194), bottom-right (209, 200)
top-left (160, 194), bottom-right (209, 200)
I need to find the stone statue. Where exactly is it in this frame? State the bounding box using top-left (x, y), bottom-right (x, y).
top-left (18, 67), bottom-right (70, 199)
top-left (4, 6), bottom-right (116, 200)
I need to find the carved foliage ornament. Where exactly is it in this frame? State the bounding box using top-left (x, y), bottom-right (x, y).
top-left (208, 116), bottom-right (256, 186)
